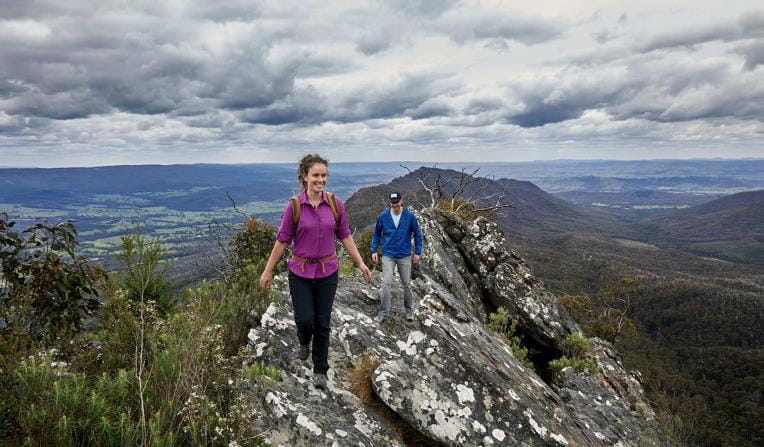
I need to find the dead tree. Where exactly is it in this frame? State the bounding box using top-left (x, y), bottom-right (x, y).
top-left (190, 192), bottom-right (256, 283)
top-left (400, 165), bottom-right (514, 218)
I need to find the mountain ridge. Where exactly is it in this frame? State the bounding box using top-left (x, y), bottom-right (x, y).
top-left (246, 208), bottom-right (662, 446)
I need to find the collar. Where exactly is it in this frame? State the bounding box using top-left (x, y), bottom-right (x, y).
top-left (299, 190), bottom-right (327, 205)
top-left (388, 207), bottom-right (406, 217)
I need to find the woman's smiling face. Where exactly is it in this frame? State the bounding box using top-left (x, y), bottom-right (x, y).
top-left (304, 163), bottom-right (328, 194)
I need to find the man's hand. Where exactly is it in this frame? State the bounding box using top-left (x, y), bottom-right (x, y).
top-left (371, 253), bottom-right (378, 264)
top-left (412, 254), bottom-right (420, 264)
top-left (259, 269), bottom-right (273, 290)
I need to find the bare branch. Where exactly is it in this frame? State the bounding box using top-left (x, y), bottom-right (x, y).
top-left (226, 192), bottom-right (250, 219)
top-left (472, 198), bottom-right (515, 214)
top-left (402, 164), bottom-right (441, 207)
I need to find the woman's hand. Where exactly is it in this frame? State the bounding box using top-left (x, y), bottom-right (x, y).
top-left (259, 269), bottom-right (273, 290)
top-left (260, 241), bottom-right (287, 291)
top-left (359, 263), bottom-right (372, 283)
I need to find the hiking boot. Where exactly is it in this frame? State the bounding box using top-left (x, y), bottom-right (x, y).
top-left (314, 373), bottom-right (328, 389)
top-left (405, 311), bottom-right (415, 321)
top-left (298, 344), bottom-right (310, 361)
top-left (374, 314), bottom-right (386, 323)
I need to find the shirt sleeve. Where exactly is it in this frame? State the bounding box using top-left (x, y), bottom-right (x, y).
top-left (412, 212), bottom-right (423, 255)
top-left (276, 201), bottom-right (294, 244)
top-left (334, 195), bottom-right (352, 239)
top-left (371, 212), bottom-right (382, 253)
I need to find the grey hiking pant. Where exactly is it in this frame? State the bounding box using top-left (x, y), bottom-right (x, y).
top-left (378, 255), bottom-right (414, 316)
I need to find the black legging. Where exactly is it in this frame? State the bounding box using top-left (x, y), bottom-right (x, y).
top-left (288, 270), bottom-right (338, 374)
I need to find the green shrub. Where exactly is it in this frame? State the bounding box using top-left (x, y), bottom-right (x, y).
top-left (228, 217), bottom-right (278, 274)
top-left (114, 231), bottom-right (175, 313)
top-left (548, 355), bottom-right (598, 383)
top-left (14, 353), bottom-right (140, 446)
top-left (561, 332), bottom-right (590, 360)
top-left (4, 219), bottom-right (276, 446)
top-left (339, 256), bottom-right (356, 276)
top-left (242, 362), bottom-right (282, 384)
top-left (0, 216), bottom-right (105, 441)
top-left (182, 260), bottom-right (279, 355)
top-left (487, 307), bottom-right (533, 369)
top-left (13, 282), bottom-right (273, 446)
top-left (0, 215), bottom-right (104, 347)
top-left (548, 333), bottom-right (598, 385)
top-left (353, 227), bottom-right (380, 271)
top-left (559, 277), bottom-right (638, 343)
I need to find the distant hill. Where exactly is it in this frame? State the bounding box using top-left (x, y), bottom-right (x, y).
top-left (635, 189), bottom-right (764, 263)
top-left (0, 163), bottom-right (402, 211)
top-left (0, 164), bottom-right (296, 209)
top-left (554, 190), bottom-right (719, 208)
top-left (644, 189), bottom-right (764, 240)
top-left (345, 167), bottom-right (624, 240)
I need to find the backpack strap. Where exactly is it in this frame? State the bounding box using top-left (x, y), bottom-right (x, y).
top-left (325, 192), bottom-right (339, 222)
top-left (290, 192), bottom-right (339, 231)
top-left (289, 195), bottom-right (301, 230)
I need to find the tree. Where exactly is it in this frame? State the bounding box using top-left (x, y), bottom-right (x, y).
top-left (400, 165), bottom-right (514, 217)
top-left (560, 277), bottom-right (638, 343)
top-left (114, 231), bottom-right (174, 313)
top-left (0, 214), bottom-right (104, 346)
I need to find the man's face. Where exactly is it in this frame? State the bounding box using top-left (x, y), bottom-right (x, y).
top-left (390, 201), bottom-right (402, 213)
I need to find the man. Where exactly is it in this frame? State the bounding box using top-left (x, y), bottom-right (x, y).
top-left (371, 192), bottom-right (423, 322)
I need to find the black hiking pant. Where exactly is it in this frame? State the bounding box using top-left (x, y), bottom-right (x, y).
top-left (288, 270), bottom-right (338, 374)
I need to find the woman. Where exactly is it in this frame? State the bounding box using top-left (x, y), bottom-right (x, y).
top-left (259, 154), bottom-right (372, 389)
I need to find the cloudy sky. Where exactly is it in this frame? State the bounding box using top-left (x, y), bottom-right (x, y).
top-left (1, 0), bottom-right (763, 167)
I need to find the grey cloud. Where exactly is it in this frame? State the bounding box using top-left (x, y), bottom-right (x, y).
top-left (0, 0), bottom-right (94, 19)
top-left (0, 1), bottom-right (562, 127)
top-left (241, 71), bottom-right (461, 125)
top-left (735, 39), bottom-right (764, 70)
top-left (0, 115), bottom-right (32, 134)
top-left (591, 30), bottom-right (615, 44)
top-left (508, 103), bottom-right (583, 128)
top-left (354, 29), bottom-right (400, 55)
top-left (240, 103), bottom-right (316, 126)
top-left (505, 56), bottom-right (764, 127)
top-left (438, 9), bottom-right (563, 45)
top-left (505, 71), bottom-right (632, 127)
top-left (407, 98), bottom-right (454, 120)
top-left (0, 10), bottom-right (302, 120)
top-left (382, 0), bottom-right (461, 18)
top-left (283, 50), bottom-right (359, 78)
top-left (464, 97), bottom-right (505, 115)
top-left (0, 80), bottom-right (28, 99)
top-left (5, 89), bottom-right (112, 120)
top-left (349, 3), bottom-right (554, 56)
top-left (639, 10), bottom-right (764, 53)
top-left (331, 72), bottom-right (461, 122)
top-left (484, 38), bottom-right (511, 52)
top-left (184, 0), bottom-right (263, 21)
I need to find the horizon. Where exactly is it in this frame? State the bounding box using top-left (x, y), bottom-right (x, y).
top-left (3, 156), bottom-right (764, 170)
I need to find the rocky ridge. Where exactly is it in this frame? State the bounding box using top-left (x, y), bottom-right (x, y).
top-left (246, 208), bottom-right (660, 446)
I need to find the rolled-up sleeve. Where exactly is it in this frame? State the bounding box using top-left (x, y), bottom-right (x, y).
top-left (276, 201), bottom-right (294, 244)
top-left (334, 196), bottom-right (352, 239)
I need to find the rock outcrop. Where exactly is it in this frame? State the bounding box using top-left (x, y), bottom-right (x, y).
top-left (246, 208), bottom-right (660, 446)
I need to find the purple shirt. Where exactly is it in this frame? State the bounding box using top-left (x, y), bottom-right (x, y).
top-left (276, 191), bottom-right (352, 279)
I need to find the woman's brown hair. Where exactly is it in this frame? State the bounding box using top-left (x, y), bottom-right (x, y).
top-left (297, 153), bottom-right (329, 190)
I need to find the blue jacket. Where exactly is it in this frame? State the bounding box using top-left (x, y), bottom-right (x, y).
top-left (371, 207), bottom-right (423, 258)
